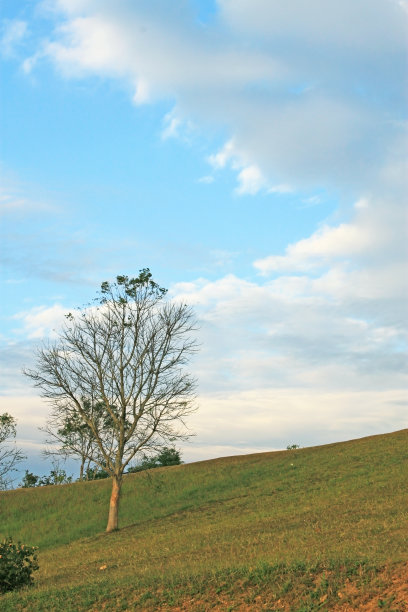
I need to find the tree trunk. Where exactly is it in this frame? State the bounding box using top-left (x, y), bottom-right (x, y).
top-left (79, 458), bottom-right (84, 481)
top-left (106, 474), bottom-right (122, 532)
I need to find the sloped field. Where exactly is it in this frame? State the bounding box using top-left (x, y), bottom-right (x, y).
top-left (1, 429), bottom-right (407, 610)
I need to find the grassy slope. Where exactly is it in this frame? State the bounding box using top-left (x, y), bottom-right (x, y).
top-left (1, 429), bottom-right (407, 611)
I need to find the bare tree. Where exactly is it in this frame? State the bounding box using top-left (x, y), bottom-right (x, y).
top-left (24, 270), bottom-right (198, 532)
top-left (0, 413), bottom-right (25, 490)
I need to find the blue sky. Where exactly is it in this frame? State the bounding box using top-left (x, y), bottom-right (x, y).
top-left (1, 0), bottom-right (407, 478)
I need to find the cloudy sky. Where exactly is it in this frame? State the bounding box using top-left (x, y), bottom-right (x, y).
top-left (1, 0), bottom-right (407, 478)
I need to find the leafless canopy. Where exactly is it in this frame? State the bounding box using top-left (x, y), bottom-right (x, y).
top-left (24, 272), bottom-right (198, 479)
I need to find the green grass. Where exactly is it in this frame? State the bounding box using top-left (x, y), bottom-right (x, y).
top-left (1, 429), bottom-right (407, 610)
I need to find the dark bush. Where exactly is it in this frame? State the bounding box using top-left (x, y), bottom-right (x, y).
top-left (155, 447), bottom-right (182, 466)
top-left (0, 537), bottom-right (39, 593)
top-left (20, 466), bottom-right (72, 488)
top-left (85, 466), bottom-right (109, 480)
top-left (38, 467), bottom-right (72, 486)
top-left (127, 447), bottom-right (182, 473)
top-left (20, 470), bottom-right (40, 488)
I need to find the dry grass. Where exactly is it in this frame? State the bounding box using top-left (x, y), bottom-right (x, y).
top-left (1, 429), bottom-right (407, 610)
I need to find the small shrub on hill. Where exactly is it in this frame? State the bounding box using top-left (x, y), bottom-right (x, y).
top-left (39, 466), bottom-right (72, 486)
top-left (0, 537), bottom-right (39, 593)
top-left (20, 466), bottom-right (72, 487)
top-left (20, 470), bottom-right (40, 488)
top-left (84, 466), bottom-right (109, 480)
top-left (127, 447), bottom-right (182, 473)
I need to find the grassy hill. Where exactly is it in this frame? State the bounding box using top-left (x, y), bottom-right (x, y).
top-left (1, 429), bottom-right (407, 611)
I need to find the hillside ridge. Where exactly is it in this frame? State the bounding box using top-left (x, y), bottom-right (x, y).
top-left (1, 428), bottom-right (407, 610)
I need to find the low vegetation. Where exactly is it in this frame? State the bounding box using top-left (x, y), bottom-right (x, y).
top-left (1, 429), bottom-right (407, 610)
top-left (0, 537), bottom-right (38, 594)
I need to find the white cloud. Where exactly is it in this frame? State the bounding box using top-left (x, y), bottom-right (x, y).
top-left (399, 0), bottom-right (408, 15)
top-left (235, 165), bottom-right (265, 195)
top-left (132, 76), bottom-right (150, 105)
top-left (0, 396), bottom-right (48, 429)
top-left (21, 52), bottom-right (40, 74)
top-left (161, 109), bottom-right (197, 143)
top-left (209, 140), bottom-right (289, 195)
top-left (300, 195), bottom-right (323, 208)
top-left (0, 174), bottom-right (127, 285)
top-left (208, 140), bottom-right (236, 170)
top-left (162, 112), bottom-right (182, 140)
top-left (12, 304), bottom-right (67, 339)
top-left (4, 279), bottom-right (25, 285)
top-left (167, 160), bottom-right (407, 428)
top-left (268, 184), bottom-right (293, 195)
top-left (255, 155), bottom-right (408, 282)
top-left (172, 270), bottom-right (407, 393)
top-left (198, 175), bottom-right (214, 184)
top-left (0, 187), bottom-right (55, 216)
top-left (29, 0), bottom-right (407, 193)
top-left (184, 388), bottom-right (407, 460)
top-left (38, 4), bottom-right (282, 106)
top-left (0, 19), bottom-right (27, 57)
top-left (254, 223), bottom-right (372, 273)
top-left (218, 0), bottom-right (406, 53)
top-left (209, 249), bottom-right (238, 267)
